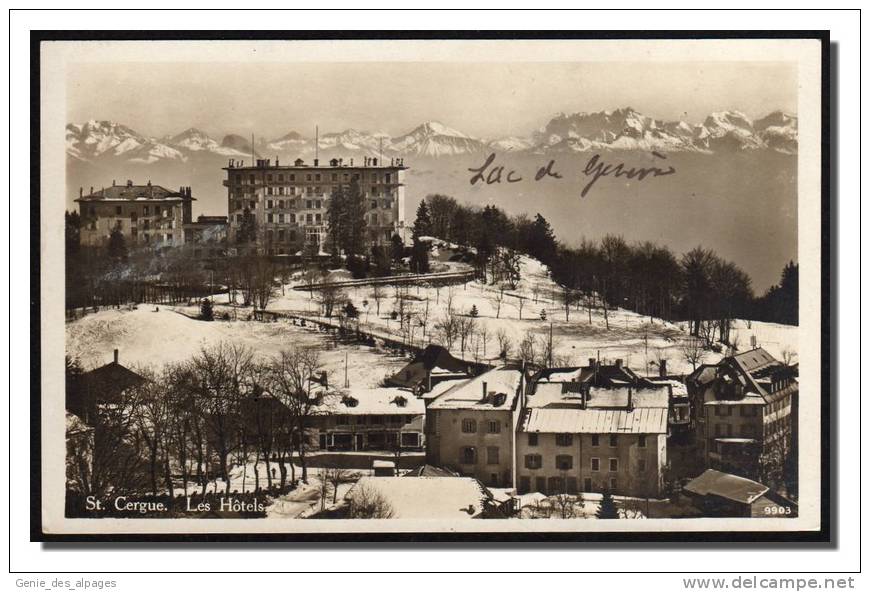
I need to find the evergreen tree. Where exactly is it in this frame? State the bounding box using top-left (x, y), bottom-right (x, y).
top-left (410, 200), bottom-right (432, 274)
top-left (413, 200), bottom-right (433, 237)
top-left (469, 304), bottom-right (479, 317)
top-left (237, 207), bottom-right (257, 245)
top-left (342, 179), bottom-right (367, 262)
top-left (65, 210), bottom-right (81, 256)
top-left (200, 298), bottom-right (214, 321)
top-left (326, 185), bottom-right (347, 264)
top-left (107, 227), bottom-right (127, 260)
top-left (596, 491), bottom-right (619, 519)
top-left (528, 213), bottom-right (557, 265)
top-left (390, 234), bottom-right (405, 264)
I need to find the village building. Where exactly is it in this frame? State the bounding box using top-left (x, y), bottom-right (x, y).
top-left (385, 344), bottom-right (478, 396)
top-left (310, 387), bottom-right (426, 452)
top-left (182, 214), bottom-right (228, 258)
top-left (424, 366), bottom-right (526, 488)
top-left (515, 360), bottom-right (670, 497)
top-left (66, 349), bottom-right (147, 425)
top-left (76, 180), bottom-right (194, 248)
top-left (223, 156), bottom-right (407, 255)
top-left (683, 469), bottom-right (796, 518)
top-left (687, 348), bottom-right (798, 482)
top-left (344, 476), bottom-right (490, 519)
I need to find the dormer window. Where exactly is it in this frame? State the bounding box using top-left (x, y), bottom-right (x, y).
top-left (394, 396), bottom-right (407, 407)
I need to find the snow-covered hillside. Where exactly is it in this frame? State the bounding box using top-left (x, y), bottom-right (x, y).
top-left (269, 253), bottom-right (799, 376)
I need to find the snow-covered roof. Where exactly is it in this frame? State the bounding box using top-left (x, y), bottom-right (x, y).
top-left (683, 469), bottom-right (769, 505)
top-left (421, 378), bottom-right (470, 400)
top-left (313, 388), bottom-right (425, 416)
top-left (527, 383), bottom-right (669, 410)
top-left (345, 477), bottom-right (489, 519)
top-left (427, 367), bottom-right (522, 411)
top-left (522, 407), bottom-right (668, 435)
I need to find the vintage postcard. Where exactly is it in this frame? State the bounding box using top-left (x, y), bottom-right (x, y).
top-left (35, 33), bottom-right (828, 540)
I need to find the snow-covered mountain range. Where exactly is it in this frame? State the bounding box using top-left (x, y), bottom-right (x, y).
top-left (66, 108), bottom-right (797, 165)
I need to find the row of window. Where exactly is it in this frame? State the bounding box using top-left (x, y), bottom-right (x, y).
top-left (518, 476), bottom-right (619, 495)
top-left (334, 415), bottom-right (410, 426)
top-left (526, 433), bottom-right (646, 448)
top-left (460, 418), bottom-right (502, 434)
top-left (233, 171), bottom-right (393, 184)
top-left (524, 455), bottom-right (640, 473)
top-left (713, 423), bottom-right (757, 438)
top-left (712, 405), bottom-right (760, 417)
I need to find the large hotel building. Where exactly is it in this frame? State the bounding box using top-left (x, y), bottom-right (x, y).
top-left (223, 156), bottom-right (407, 255)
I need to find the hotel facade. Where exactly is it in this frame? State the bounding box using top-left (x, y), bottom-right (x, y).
top-left (223, 156), bottom-right (407, 255)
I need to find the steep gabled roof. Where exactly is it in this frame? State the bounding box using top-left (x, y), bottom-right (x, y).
top-left (81, 362), bottom-right (147, 403)
top-left (386, 345), bottom-right (471, 389)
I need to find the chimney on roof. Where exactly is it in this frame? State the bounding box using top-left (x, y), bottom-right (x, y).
top-left (126, 180), bottom-right (133, 187)
top-left (615, 358), bottom-right (623, 368)
top-left (659, 359), bottom-right (667, 378)
top-left (313, 158), bottom-right (319, 167)
top-left (112, 180), bottom-right (116, 186)
top-left (79, 187), bottom-right (82, 198)
top-left (276, 157), bottom-right (279, 167)
top-left (627, 386), bottom-right (634, 412)
top-left (482, 381), bottom-right (488, 400)
top-left (147, 180), bottom-right (152, 187)
top-left (580, 383), bottom-right (588, 410)
top-left (90, 186), bottom-right (93, 195)
top-left (113, 349), bottom-right (119, 364)
top-left (588, 357), bottom-right (596, 368)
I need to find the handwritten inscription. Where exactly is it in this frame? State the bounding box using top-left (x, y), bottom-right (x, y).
top-left (468, 152), bottom-right (676, 197)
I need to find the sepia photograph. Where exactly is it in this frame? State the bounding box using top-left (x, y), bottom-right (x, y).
top-left (34, 32), bottom-right (827, 541)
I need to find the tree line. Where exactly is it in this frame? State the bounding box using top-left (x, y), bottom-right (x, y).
top-left (66, 343), bottom-right (328, 509)
top-left (416, 194), bottom-right (800, 343)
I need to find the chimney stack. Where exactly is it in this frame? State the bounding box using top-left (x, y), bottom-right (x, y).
top-left (482, 381), bottom-right (488, 400)
top-left (627, 386), bottom-right (634, 411)
top-left (113, 349), bottom-right (119, 364)
top-left (79, 187), bottom-right (83, 198)
top-left (615, 358), bottom-right (623, 369)
top-left (659, 359), bottom-right (667, 378)
top-left (580, 384), bottom-right (587, 410)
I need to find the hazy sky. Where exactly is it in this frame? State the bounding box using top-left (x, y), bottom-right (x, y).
top-left (67, 61), bottom-right (796, 139)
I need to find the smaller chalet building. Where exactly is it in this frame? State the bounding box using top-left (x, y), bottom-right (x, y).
top-left (683, 469), bottom-right (795, 518)
top-left (311, 388), bottom-right (426, 452)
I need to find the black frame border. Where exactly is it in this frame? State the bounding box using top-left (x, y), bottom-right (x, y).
top-left (27, 29), bottom-right (832, 546)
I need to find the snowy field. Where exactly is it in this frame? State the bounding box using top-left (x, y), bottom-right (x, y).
top-left (66, 254), bottom-right (799, 378)
top-left (268, 255), bottom-right (799, 376)
top-left (66, 305), bottom-right (408, 388)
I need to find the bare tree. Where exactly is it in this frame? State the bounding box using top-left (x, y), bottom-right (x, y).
top-left (478, 324), bottom-right (490, 359)
top-left (457, 316), bottom-right (477, 357)
top-left (316, 284), bottom-right (345, 318)
top-left (680, 337), bottom-right (705, 371)
top-left (370, 284), bottom-right (385, 317)
top-left (325, 466), bottom-right (352, 504)
top-left (518, 332), bottom-right (537, 367)
top-left (265, 347), bottom-right (324, 484)
top-left (435, 313), bottom-right (459, 351)
top-left (347, 482), bottom-right (395, 519)
top-left (191, 342), bottom-right (257, 494)
top-left (495, 328), bottom-right (512, 361)
top-left (489, 285), bottom-right (506, 319)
